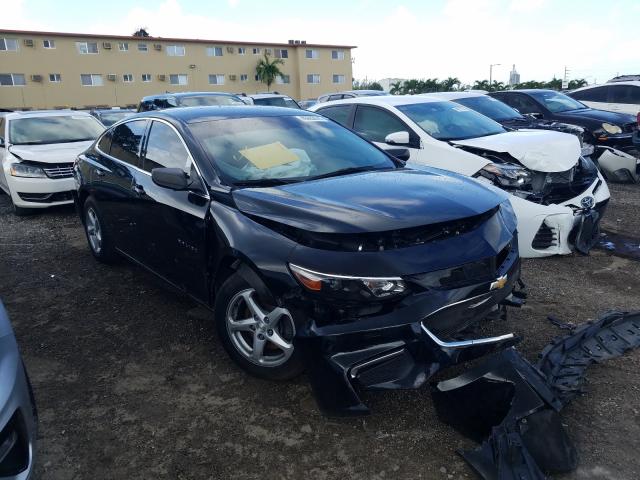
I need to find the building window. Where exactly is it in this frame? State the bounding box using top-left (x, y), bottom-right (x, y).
top-left (43, 39), bottom-right (55, 49)
top-left (0, 74), bottom-right (26, 86)
top-left (123, 74), bottom-right (134, 83)
top-left (333, 74), bottom-right (345, 84)
top-left (278, 49), bottom-right (288, 59)
top-left (276, 75), bottom-right (290, 85)
top-left (307, 74), bottom-right (320, 84)
top-left (206, 46), bottom-right (223, 57)
top-left (141, 74), bottom-right (152, 82)
top-left (80, 74), bottom-right (103, 86)
top-left (332, 50), bottom-right (344, 60)
top-left (76, 42), bottom-right (99, 54)
top-left (238, 47), bottom-right (246, 55)
top-left (240, 74), bottom-right (248, 82)
top-left (252, 47), bottom-right (260, 55)
top-left (118, 42), bottom-right (129, 51)
top-left (305, 49), bottom-right (319, 59)
top-left (0, 39), bottom-right (18, 51)
top-left (264, 48), bottom-right (273, 56)
top-left (254, 74), bottom-right (260, 81)
top-left (49, 73), bottom-right (62, 83)
top-left (208, 74), bottom-right (225, 85)
top-left (169, 74), bottom-right (188, 85)
top-left (138, 43), bottom-right (148, 52)
top-left (167, 45), bottom-right (185, 56)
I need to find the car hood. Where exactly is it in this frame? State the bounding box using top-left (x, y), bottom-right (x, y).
top-left (232, 168), bottom-right (505, 234)
top-left (554, 108), bottom-right (636, 125)
top-left (451, 130), bottom-right (580, 173)
top-left (8, 141), bottom-right (94, 163)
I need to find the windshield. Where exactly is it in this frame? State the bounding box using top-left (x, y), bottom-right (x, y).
top-left (9, 115), bottom-right (104, 145)
top-left (253, 97), bottom-right (301, 109)
top-left (98, 111), bottom-right (135, 126)
top-left (397, 101), bottom-right (505, 141)
top-left (190, 114), bottom-right (396, 185)
top-left (455, 96), bottom-right (524, 122)
top-left (528, 91), bottom-right (587, 113)
top-left (178, 95), bottom-right (244, 107)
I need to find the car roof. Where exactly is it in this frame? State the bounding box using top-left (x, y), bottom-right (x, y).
top-left (248, 94), bottom-right (291, 99)
top-left (424, 91), bottom-right (486, 100)
top-left (5, 109), bottom-right (94, 119)
top-left (140, 91), bottom-right (241, 101)
top-left (313, 94), bottom-right (442, 108)
top-left (572, 81), bottom-right (640, 92)
top-left (492, 89), bottom-right (558, 95)
top-left (133, 105), bottom-right (314, 124)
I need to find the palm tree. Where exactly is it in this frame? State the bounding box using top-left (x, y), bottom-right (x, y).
top-left (440, 77), bottom-right (461, 92)
top-left (390, 81), bottom-right (404, 95)
top-left (255, 54), bottom-right (285, 91)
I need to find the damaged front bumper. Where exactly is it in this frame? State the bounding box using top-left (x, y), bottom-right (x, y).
top-left (296, 254), bottom-right (522, 416)
top-left (593, 145), bottom-right (640, 183)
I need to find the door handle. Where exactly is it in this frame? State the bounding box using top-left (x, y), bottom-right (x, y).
top-left (95, 169), bottom-right (105, 177)
top-left (133, 184), bottom-right (145, 195)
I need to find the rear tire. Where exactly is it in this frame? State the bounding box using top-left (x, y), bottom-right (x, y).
top-left (82, 197), bottom-right (118, 264)
top-left (214, 273), bottom-right (304, 381)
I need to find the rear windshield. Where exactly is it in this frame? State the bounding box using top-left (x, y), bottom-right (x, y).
top-left (190, 114), bottom-right (395, 185)
top-left (98, 111), bottom-right (135, 126)
top-left (454, 96), bottom-right (523, 122)
top-left (397, 101), bottom-right (505, 141)
top-left (9, 115), bottom-right (104, 145)
top-left (253, 97), bottom-right (300, 109)
top-left (178, 95), bottom-right (245, 107)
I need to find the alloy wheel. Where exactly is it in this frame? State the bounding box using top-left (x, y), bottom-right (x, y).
top-left (85, 207), bottom-right (102, 254)
top-left (225, 288), bottom-right (295, 367)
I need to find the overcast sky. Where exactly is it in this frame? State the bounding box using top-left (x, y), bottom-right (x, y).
top-left (3, 0), bottom-right (639, 84)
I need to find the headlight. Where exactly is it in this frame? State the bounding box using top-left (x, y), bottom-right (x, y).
top-left (9, 162), bottom-right (46, 178)
top-left (601, 123), bottom-right (622, 135)
top-left (499, 199), bottom-right (518, 233)
top-left (289, 264), bottom-right (407, 300)
top-left (477, 163), bottom-right (531, 189)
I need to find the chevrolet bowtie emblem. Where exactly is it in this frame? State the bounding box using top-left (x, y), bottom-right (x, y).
top-left (490, 274), bottom-right (508, 291)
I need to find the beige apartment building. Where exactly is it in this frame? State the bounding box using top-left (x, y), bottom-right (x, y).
top-left (0, 29), bottom-right (355, 109)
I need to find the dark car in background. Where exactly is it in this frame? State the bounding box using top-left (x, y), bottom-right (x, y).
top-left (136, 92), bottom-right (245, 112)
top-left (317, 90), bottom-right (389, 103)
top-left (89, 108), bottom-right (136, 127)
top-left (73, 106), bottom-right (521, 415)
top-left (247, 93), bottom-right (301, 109)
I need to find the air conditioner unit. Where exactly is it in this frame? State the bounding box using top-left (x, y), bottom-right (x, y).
top-left (189, 64), bottom-right (196, 69)
top-left (227, 46), bottom-right (234, 53)
top-left (229, 74), bottom-right (237, 81)
top-left (301, 40), bottom-right (307, 44)
top-left (107, 74), bottom-right (117, 81)
top-left (23, 39), bottom-right (34, 47)
top-left (30, 74), bottom-right (42, 82)
top-left (103, 42), bottom-right (112, 49)
top-left (153, 44), bottom-right (162, 51)
top-left (157, 74), bottom-right (166, 81)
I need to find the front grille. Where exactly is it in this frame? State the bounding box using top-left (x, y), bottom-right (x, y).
top-left (42, 163), bottom-right (74, 179)
top-left (18, 190), bottom-right (73, 203)
top-left (532, 222), bottom-right (558, 249)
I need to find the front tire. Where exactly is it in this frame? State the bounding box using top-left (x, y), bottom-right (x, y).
top-left (82, 198), bottom-right (118, 264)
top-left (214, 273), bottom-right (303, 380)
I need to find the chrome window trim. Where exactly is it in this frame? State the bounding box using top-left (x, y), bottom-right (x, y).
top-left (95, 117), bottom-right (210, 199)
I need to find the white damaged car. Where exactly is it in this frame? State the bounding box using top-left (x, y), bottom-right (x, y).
top-left (0, 110), bottom-right (104, 215)
top-left (310, 96), bottom-right (610, 258)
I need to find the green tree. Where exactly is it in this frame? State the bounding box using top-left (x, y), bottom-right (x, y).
top-left (352, 79), bottom-right (383, 90)
top-left (390, 81), bottom-right (404, 95)
top-left (568, 78), bottom-right (588, 89)
top-left (440, 77), bottom-right (461, 92)
top-left (255, 53), bottom-right (285, 91)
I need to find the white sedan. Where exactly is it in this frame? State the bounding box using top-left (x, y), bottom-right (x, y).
top-left (310, 96), bottom-right (610, 258)
top-left (0, 110), bottom-right (104, 215)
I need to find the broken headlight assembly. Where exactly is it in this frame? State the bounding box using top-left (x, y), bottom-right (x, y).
top-left (9, 162), bottom-right (46, 178)
top-left (476, 163), bottom-right (532, 192)
top-left (289, 264), bottom-right (407, 300)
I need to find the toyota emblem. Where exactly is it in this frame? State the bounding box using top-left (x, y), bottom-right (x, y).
top-left (580, 196), bottom-right (595, 209)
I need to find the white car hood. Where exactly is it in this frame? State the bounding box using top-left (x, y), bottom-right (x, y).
top-left (8, 141), bottom-right (94, 164)
top-left (451, 130), bottom-right (580, 173)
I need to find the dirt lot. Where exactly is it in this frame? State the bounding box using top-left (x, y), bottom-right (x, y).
top-left (1, 183), bottom-right (639, 480)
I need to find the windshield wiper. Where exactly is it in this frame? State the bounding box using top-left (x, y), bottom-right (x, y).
top-left (232, 177), bottom-right (301, 188)
top-left (306, 165), bottom-right (386, 181)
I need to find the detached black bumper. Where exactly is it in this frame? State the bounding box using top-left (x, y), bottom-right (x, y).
top-left (298, 256), bottom-right (522, 416)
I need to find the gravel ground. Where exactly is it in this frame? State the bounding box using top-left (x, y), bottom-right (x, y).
top-left (0, 184), bottom-right (639, 480)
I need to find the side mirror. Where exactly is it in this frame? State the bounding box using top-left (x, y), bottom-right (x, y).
top-left (525, 112), bottom-right (543, 120)
top-left (151, 167), bottom-right (189, 190)
top-left (385, 147), bottom-right (410, 161)
top-left (385, 131), bottom-right (410, 145)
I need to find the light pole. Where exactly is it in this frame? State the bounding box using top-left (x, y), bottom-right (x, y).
top-left (489, 63), bottom-right (501, 91)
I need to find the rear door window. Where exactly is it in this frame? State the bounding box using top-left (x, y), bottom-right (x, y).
top-left (318, 105), bottom-right (352, 127)
top-left (353, 105), bottom-right (409, 142)
top-left (110, 120), bottom-right (147, 168)
top-left (97, 130), bottom-right (112, 154)
top-left (571, 86), bottom-right (608, 102)
top-left (608, 85), bottom-right (640, 104)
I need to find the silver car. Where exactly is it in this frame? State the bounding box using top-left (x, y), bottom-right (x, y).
top-left (0, 301), bottom-right (37, 479)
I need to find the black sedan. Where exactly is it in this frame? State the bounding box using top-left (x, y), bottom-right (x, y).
top-left (73, 106), bottom-right (521, 415)
top-left (490, 89), bottom-right (639, 155)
